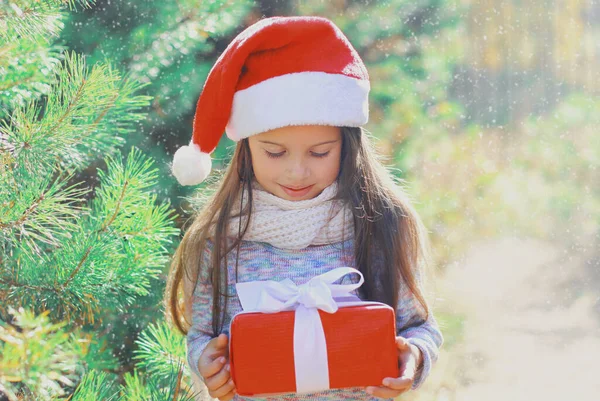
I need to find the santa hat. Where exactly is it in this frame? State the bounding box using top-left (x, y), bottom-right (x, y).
top-left (171, 15), bottom-right (370, 186)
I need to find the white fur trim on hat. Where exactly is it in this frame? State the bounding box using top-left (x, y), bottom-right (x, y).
top-left (225, 71), bottom-right (369, 141)
top-left (171, 142), bottom-right (212, 186)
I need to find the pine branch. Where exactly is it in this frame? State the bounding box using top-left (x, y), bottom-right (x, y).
top-left (132, 321), bottom-right (200, 400)
top-left (0, 1), bottom-right (64, 41)
top-left (0, 0), bottom-right (95, 42)
top-left (125, 0), bottom-right (254, 96)
top-left (69, 369), bottom-right (119, 401)
top-left (1, 48), bottom-right (153, 259)
top-left (0, 0), bottom-right (98, 119)
top-left (1, 51), bottom-right (152, 178)
top-left (0, 306), bottom-right (88, 399)
top-left (133, 321), bottom-right (188, 380)
top-left (121, 363), bottom-right (197, 401)
top-left (1, 148), bottom-right (179, 326)
top-left (0, 166), bottom-right (89, 254)
top-left (57, 151), bottom-right (138, 290)
top-left (0, 34), bottom-right (64, 120)
top-left (121, 369), bottom-right (152, 401)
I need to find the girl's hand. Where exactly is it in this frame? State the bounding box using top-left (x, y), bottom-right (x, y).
top-left (365, 336), bottom-right (423, 399)
top-left (198, 333), bottom-right (237, 400)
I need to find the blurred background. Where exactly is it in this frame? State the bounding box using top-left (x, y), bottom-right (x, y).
top-left (1, 0), bottom-right (598, 400)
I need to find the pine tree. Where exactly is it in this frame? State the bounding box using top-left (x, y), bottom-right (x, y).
top-left (0, 1), bottom-right (201, 399)
top-left (59, 0), bottom-right (256, 208)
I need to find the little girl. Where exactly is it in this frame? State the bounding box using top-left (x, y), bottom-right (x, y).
top-left (165, 16), bottom-right (443, 401)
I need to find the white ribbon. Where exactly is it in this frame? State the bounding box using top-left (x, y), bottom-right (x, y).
top-left (235, 267), bottom-right (372, 394)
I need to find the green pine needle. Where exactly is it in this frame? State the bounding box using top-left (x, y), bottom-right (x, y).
top-left (70, 370), bottom-right (119, 401)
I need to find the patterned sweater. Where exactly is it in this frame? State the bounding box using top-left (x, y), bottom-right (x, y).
top-left (187, 237), bottom-right (443, 401)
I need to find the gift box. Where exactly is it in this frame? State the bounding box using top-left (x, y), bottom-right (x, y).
top-left (229, 267), bottom-right (399, 397)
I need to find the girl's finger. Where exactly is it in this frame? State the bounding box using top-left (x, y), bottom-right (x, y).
top-left (203, 335), bottom-right (230, 359)
top-left (365, 385), bottom-right (402, 399)
top-left (198, 355), bottom-right (227, 379)
top-left (218, 392), bottom-right (236, 401)
top-left (215, 333), bottom-right (229, 349)
top-left (210, 377), bottom-right (236, 399)
top-left (380, 376), bottom-right (413, 391)
top-left (395, 336), bottom-right (410, 350)
top-left (205, 363), bottom-right (231, 392)
top-left (218, 389), bottom-right (236, 401)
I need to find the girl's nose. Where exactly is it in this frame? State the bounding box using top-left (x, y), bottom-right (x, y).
top-left (285, 158), bottom-right (310, 180)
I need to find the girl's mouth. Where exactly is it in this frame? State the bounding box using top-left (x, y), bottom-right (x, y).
top-left (280, 184), bottom-right (314, 198)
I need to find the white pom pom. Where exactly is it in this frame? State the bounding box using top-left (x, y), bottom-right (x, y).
top-left (171, 143), bottom-right (212, 186)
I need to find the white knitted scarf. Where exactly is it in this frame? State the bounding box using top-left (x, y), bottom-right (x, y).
top-left (228, 180), bottom-right (354, 249)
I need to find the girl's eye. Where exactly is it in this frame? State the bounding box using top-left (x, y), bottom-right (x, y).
top-left (264, 150), bottom-right (330, 158)
top-left (265, 150), bottom-right (285, 158)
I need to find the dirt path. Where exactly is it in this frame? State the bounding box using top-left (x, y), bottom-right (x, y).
top-left (435, 236), bottom-right (600, 401)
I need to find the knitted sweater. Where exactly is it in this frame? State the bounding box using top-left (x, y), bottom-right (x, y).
top-left (187, 237), bottom-right (443, 401)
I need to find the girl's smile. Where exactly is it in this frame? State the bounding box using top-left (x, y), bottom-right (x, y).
top-left (279, 184), bottom-right (315, 198)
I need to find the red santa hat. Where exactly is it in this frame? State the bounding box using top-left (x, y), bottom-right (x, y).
top-left (171, 15), bottom-right (370, 186)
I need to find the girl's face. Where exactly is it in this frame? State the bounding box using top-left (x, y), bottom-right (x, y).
top-left (248, 124), bottom-right (342, 201)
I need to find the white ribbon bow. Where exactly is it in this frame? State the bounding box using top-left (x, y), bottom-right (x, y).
top-left (235, 267), bottom-right (367, 394)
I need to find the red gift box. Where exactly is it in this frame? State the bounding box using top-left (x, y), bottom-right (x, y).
top-left (229, 301), bottom-right (399, 396)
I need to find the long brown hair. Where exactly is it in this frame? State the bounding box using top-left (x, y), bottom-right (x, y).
top-left (165, 126), bottom-right (434, 336)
